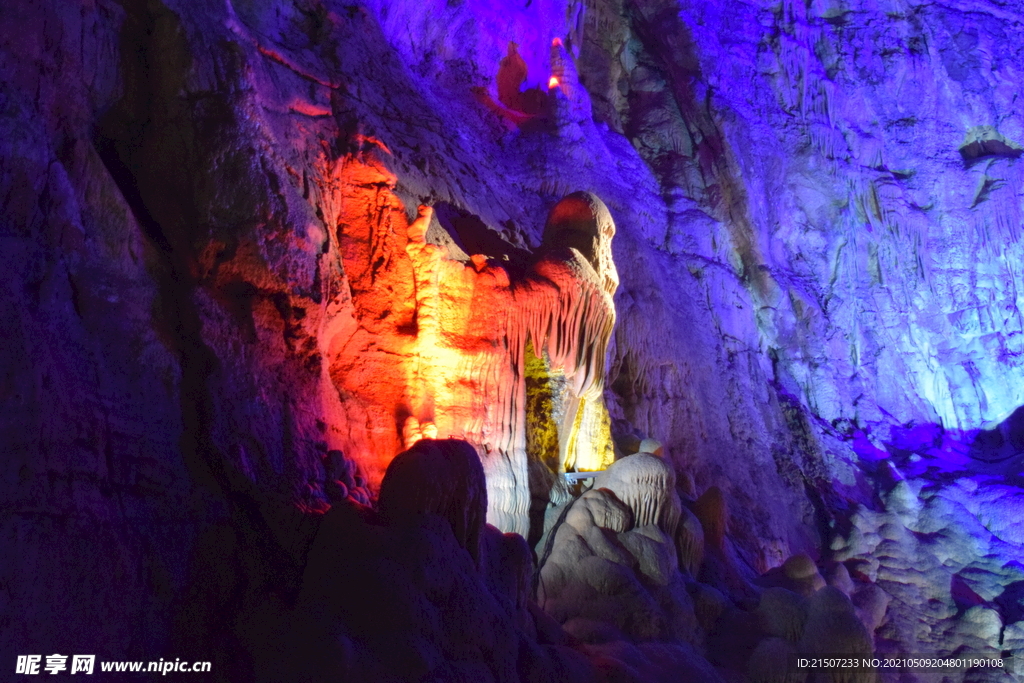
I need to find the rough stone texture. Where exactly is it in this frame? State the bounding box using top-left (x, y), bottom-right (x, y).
top-left (832, 467), bottom-right (1024, 682)
top-left (536, 488), bottom-right (698, 644)
top-left (400, 195), bottom-right (618, 533)
top-left (593, 453), bottom-right (682, 532)
top-left (5, 0), bottom-right (1024, 680)
top-left (377, 438), bottom-right (487, 563)
top-left (292, 500), bottom-right (567, 683)
top-left (613, 0), bottom-right (1024, 437)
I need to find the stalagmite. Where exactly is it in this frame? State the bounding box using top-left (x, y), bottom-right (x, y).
top-left (825, 562), bottom-right (856, 596)
top-left (756, 587), bottom-right (807, 642)
top-left (694, 486), bottom-right (728, 550)
top-left (592, 454), bottom-right (682, 534)
top-left (535, 484), bottom-right (697, 643)
top-left (757, 553), bottom-right (828, 597)
top-left (638, 438), bottom-right (663, 456)
top-left (565, 487), bottom-right (634, 534)
top-left (851, 583), bottom-right (890, 634)
top-left (377, 438), bottom-right (487, 563)
top-left (676, 505), bottom-right (705, 576)
top-left (780, 553), bottom-right (827, 597)
top-left (747, 637), bottom-right (802, 683)
top-left (691, 583), bottom-right (729, 632)
top-left (497, 42), bottom-right (529, 111)
top-left (798, 587), bottom-right (875, 683)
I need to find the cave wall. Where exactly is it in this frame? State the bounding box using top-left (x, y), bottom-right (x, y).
top-left (3, 0), bottom-right (1024, 676)
top-left (652, 0), bottom-right (1024, 434)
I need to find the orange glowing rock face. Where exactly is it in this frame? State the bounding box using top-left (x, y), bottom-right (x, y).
top-left (319, 154), bottom-right (617, 533)
top-left (317, 155), bottom-right (416, 489)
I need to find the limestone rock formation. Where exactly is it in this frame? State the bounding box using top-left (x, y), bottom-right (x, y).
top-left (832, 464), bottom-right (1022, 677)
top-left (798, 587), bottom-right (875, 683)
top-left (694, 486), bottom-right (729, 551)
top-left (676, 505), bottom-right (706, 577)
top-left (757, 553), bottom-right (828, 598)
top-left (5, 0), bottom-right (1024, 680)
top-left (400, 192), bottom-right (618, 534)
top-left (593, 453), bottom-right (682, 533)
top-left (536, 484), bottom-right (697, 645)
top-left (756, 587), bottom-right (808, 643)
top-left (377, 438), bottom-right (487, 563)
top-left (747, 637), bottom-right (801, 683)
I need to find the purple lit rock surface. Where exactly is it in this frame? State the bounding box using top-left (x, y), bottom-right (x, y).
top-left (3, 0), bottom-right (1024, 681)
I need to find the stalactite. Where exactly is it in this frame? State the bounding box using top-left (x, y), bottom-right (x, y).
top-left (809, 123), bottom-right (846, 160)
top-left (401, 192), bottom-right (619, 533)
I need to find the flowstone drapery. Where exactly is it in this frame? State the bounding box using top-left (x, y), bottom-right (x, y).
top-left (402, 192), bottom-right (619, 534)
top-left (323, 153), bottom-right (618, 535)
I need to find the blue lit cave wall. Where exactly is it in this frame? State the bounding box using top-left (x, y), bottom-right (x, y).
top-left (3, 0), bottom-right (1024, 681)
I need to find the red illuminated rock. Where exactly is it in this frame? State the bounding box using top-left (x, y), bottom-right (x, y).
top-left (6, 0), bottom-right (1024, 680)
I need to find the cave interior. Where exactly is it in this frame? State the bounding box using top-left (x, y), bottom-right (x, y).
top-left (4, 0), bottom-right (1024, 681)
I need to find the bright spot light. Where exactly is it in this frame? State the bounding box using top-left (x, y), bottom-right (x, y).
top-left (548, 75), bottom-right (559, 90)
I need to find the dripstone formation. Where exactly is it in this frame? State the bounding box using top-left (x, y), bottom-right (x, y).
top-left (4, 0), bottom-right (1024, 681)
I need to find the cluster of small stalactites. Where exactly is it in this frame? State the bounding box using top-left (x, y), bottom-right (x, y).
top-left (513, 253), bottom-right (616, 401)
top-left (502, 192), bottom-right (619, 458)
top-left (511, 192), bottom-right (618, 398)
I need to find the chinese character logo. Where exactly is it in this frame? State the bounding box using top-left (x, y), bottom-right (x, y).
top-left (16, 655), bottom-right (41, 675)
top-left (71, 656), bottom-right (95, 675)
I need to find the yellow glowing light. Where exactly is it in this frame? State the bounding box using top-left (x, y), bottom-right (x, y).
top-left (565, 397), bottom-right (615, 472)
top-left (548, 75), bottom-right (559, 90)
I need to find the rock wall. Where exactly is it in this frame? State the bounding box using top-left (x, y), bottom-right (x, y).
top-left (3, 0), bottom-right (1024, 680)
top-left (646, 0), bottom-right (1024, 434)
